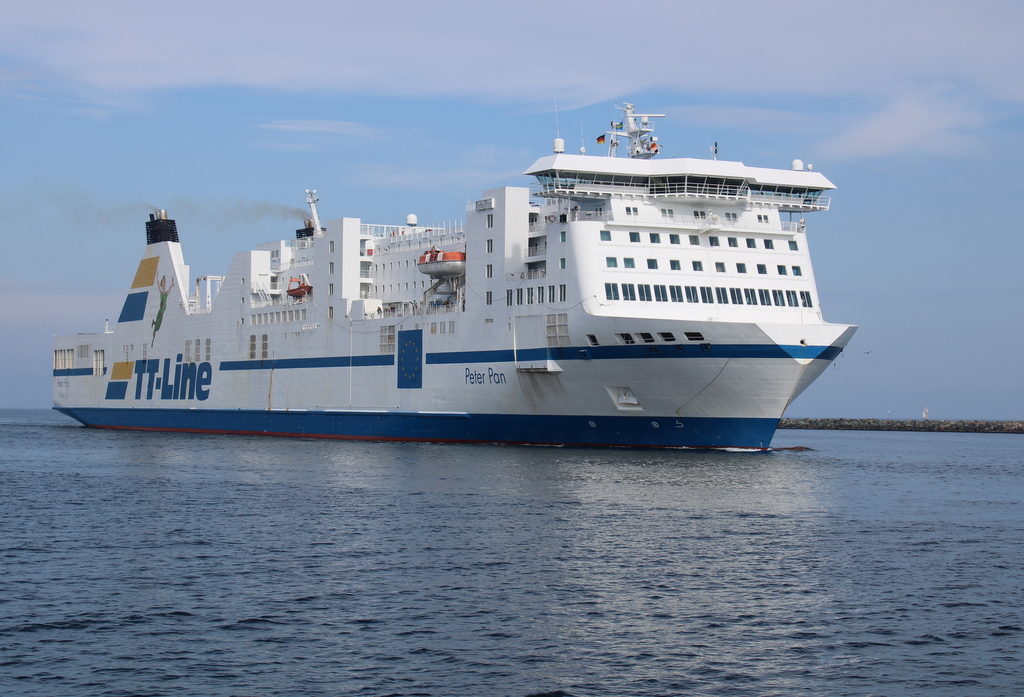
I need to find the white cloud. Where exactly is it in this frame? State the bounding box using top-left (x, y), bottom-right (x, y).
top-left (2, 0), bottom-right (1024, 108)
top-left (259, 119), bottom-right (379, 138)
top-left (817, 91), bottom-right (988, 158)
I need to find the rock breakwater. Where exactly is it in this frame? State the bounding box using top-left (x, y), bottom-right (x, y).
top-left (778, 419), bottom-right (1024, 434)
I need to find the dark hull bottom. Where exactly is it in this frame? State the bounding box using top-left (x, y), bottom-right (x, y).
top-left (54, 407), bottom-right (780, 450)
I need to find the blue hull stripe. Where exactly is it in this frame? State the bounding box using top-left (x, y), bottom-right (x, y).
top-left (53, 368), bottom-right (95, 377)
top-left (220, 355), bottom-right (395, 371)
top-left (54, 407), bottom-right (780, 450)
top-left (54, 345), bottom-right (841, 377)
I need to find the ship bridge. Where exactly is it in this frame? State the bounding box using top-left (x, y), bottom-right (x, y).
top-left (525, 154), bottom-right (834, 212)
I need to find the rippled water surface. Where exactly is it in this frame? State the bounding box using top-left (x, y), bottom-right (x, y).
top-left (2, 409), bottom-right (1022, 696)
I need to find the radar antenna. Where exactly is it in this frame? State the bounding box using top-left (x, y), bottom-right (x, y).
top-left (602, 103), bottom-right (665, 159)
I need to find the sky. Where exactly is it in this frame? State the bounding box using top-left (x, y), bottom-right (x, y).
top-left (2, 0), bottom-right (1023, 419)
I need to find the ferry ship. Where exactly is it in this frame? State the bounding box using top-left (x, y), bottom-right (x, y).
top-left (53, 105), bottom-right (856, 449)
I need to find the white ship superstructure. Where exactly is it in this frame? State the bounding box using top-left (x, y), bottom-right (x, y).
top-left (54, 105), bottom-right (855, 448)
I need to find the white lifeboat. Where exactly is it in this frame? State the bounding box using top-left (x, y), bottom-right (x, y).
top-left (417, 247), bottom-right (466, 278)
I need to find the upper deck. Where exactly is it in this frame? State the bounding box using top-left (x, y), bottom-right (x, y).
top-left (524, 153), bottom-right (834, 212)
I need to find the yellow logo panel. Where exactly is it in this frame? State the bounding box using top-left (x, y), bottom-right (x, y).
top-left (111, 361), bottom-right (135, 380)
top-left (131, 257), bottom-right (160, 289)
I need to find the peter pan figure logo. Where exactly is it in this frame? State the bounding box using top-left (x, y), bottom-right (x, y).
top-left (151, 275), bottom-right (175, 346)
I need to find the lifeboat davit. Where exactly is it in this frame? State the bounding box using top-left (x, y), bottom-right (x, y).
top-left (286, 277), bottom-right (313, 298)
top-left (417, 248), bottom-right (466, 278)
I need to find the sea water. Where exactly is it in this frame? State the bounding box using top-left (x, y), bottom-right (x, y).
top-left (1, 409), bottom-right (1021, 696)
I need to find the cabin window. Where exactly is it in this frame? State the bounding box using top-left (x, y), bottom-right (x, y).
top-left (772, 290), bottom-right (785, 306)
top-left (758, 289), bottom-right (771, 305)
top-left (618, 333), bottom-right (635, 345)
top-left (787, 291), bottom-right (800, 307)
top-left (623, 258), bottom-right (635, 269)
top-left (329, 241), bottom-right (335, 253)
top-left (757, 264), bottom-right (767, 274)
top-left (715, 288), bottom-right (729, 304)
top-left (92, 350), bottom-right (104, 376)
top-left (506, 290), bottom-right (513, 306)
top-left (328, 307), bottom-right (334, 319)
top-left (700, 287), bottom-right (714, 303)
top-left (516, 288), bottom-right (523, 305)
top-left (744, 288), bottom-right (757, 305)
top-left (606, 257), bottom-right (617, 268)
top-left (725, 212), bottom-right (738, 223)
top-left (559, 258), bottom-right (566, 269)
top-left (789, 240), bottom-right (799, 251)
top-left (746, 238), bottom-right (757, 249)
top-left (486, 264), bottom-right (493, 278)
top-left (538, 286), bottom-right (545, 303)
top-left (329, 283), bottom-right (334, 295)
top-left (669, 234), bottom-right (680, 244)
top-left (654, 285), bottom-right (668, 302)
top-left (486, 213), bottom-right (494, 228)
top-left (559, 284), bottom-right (566, 302)
top-left (777, 265), bottom-right (787, 275)
top-left (689, 235), bottom-right (700, 246)
top-left (600, 230), bottom-right (611, 241)
top-left (715, 262), bottom-right (726, 273)
top-left (560, 231), bottom-right (566, 242)
top-left (486, 291), bottom-right (492, 305)
top-left (605, 283), bottom-right (620, 300)
top-left (670, 260), bottom-right (681, 270)
top-left (728, 237), bottom-right (738, 248)
top-left (669, 286), bottom-right (684, 302)
top-left (527, 287), bottom-right (534, 304)
top-left (486, 238), bottom-right (493, 253)
top-left (764, 239), bottom-right (774, 249)
top-left (629, 232), bottom-right (640, 243)
top-left (737, 263), bottom-right (747, 274)
top-left (685, 286), bottom-right (699, 303)
top-left (709, 237), bottom-right (720, 247)
top-left (730, 288), bottom-right (743, 304)
top-left (800, 291), bottom-right (814, 307)
top-left (649, 233), bottom-right (661, 244)
top-left (587, 334), bottom-right (599, 346)
top-left (692, 261), bottom-right (703, 272)
top-left (621, 284), bottom-right (636, 301)
top-left (647, 259), bottom-right (658, 270)
top-left (792, 266), bottom-right (802, 276)
top-left (659, 332), bottom-right (676, 342)
top-left (639, 332), bottom-right (655, 343)
top-left (638, 285), bottom-right (652, 301)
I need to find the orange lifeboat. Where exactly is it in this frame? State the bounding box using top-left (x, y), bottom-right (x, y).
top-left (286, 277), bottom-right (313, 298)
top-left (417, 248), bottom-right (466, 278)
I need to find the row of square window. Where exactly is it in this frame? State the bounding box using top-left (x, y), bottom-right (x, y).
top-left (486, 284), bottom-right (569, 306)
top-left (604, 283), bottom-right (814, 308)
top-left (602, 230), bottom-right (798, 250)
top-left (607, 257), bottom-right (802, 276)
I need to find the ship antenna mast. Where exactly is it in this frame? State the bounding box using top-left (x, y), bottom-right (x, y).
top-left (305, 189), bottom-right (322, 236)
top-left (606, 102), bottom-right (665, 159)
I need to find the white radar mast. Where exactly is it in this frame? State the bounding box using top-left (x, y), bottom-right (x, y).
top-left (604, 103), bottom-right (665, 159)
top-left (305, 189), bottom-right (322, 236)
